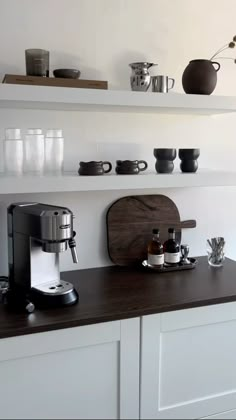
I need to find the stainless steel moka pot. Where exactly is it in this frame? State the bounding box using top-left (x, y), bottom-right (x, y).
top-left (7, 202), bottom-right (78, 312)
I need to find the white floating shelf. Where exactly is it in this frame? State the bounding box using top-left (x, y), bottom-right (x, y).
top-left (0, 170), bottom-right (235, 195)
top-left (0, 84), bottom-right (236, 114)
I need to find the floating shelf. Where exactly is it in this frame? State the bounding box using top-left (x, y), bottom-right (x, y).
top-left (0, 170), bottom-right (235, 194)
top-left (0, 84), bottom-right (236, 114)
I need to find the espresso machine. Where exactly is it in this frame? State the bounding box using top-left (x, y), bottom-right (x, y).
top-left (7, 202), bottom-right (79, 312)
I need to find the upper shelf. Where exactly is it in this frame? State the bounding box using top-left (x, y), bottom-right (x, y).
top-left (0, 170), bottom-right (236, 194)
top-left (0, 84), bottom-right (236, 114)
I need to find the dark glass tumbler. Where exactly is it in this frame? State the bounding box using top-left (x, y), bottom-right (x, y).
top-left (25, 49), bottom-right (49, 77)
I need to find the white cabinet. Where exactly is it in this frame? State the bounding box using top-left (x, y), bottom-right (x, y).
top-left (3, 301), bottom-right (236, 420)
top-left (0, 318), bottom-right (140, 420)
top-left (140, 302), bottom-right (236, 420)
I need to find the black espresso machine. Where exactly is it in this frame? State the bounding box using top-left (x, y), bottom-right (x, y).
top-left (6, 202), bottom-right (79, 312)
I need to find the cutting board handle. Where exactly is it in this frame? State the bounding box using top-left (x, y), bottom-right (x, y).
top-left (180, 219), bottom-right (196, 229)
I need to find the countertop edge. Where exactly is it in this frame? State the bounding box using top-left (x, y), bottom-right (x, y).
top-left (1, 293), bottom-right (236, 339)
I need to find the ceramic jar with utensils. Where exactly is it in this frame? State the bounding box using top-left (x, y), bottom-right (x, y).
top-left (207, 237), bottom-right (225, 267)
top-left (154, 149), bottom-right (176, 173)
top-left (179, 148), bottom-right (200, 173)
top-left (78, 161), bottom-right (112, 176)
top-left (116, 160), bottom-right (148, 174)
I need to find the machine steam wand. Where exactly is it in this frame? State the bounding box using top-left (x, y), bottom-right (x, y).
top-left (69, 231), bottom-right (78, 264)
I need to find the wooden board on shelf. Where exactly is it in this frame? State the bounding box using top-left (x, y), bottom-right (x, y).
top-left (2, 74), bottom-right (108, 90)
top-left (106, 194), bottom-right (196, 266)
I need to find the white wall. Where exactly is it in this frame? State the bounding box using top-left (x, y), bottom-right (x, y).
top-left (0, 0), bottom-right (236, 274)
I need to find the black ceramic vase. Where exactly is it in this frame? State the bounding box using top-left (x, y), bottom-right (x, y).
top-left (153, 149), bottom-right (176, 174)
top-left (182, 59), bottom-right (220, 95)
top-left (179, 149), bottom-right (200, 173)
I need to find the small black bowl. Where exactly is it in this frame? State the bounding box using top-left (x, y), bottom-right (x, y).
top-left (53, 68), bottom-right (81, 79)
top-left (178, 148), bottom-right (200, 160)
top-left (153, 148), bottom-right (177, 160)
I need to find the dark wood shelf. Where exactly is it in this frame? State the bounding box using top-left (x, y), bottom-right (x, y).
top-left (1, 256), bottom-right (236, 339)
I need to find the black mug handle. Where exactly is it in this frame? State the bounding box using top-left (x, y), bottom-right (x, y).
top-left (138, 160), bottom-right (148, 171)
top-left (212, 61), bottom-right (221, 72)
top-left (102, 161), bottom-right (112, 173)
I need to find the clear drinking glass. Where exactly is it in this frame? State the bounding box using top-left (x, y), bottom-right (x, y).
top-left (24, 133), bottom-right (45, 174)
top-left (45, 129), bottom-right (64, 174)
top-left (25, 49), bottom-right (49, 77)
top-left (5, 140), bottom-right (23, 175)
top-left (4, 128), bottom-right (23, 175)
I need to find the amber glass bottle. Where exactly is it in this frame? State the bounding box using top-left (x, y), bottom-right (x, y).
top-left (147, 229), bottom-right (164, 268)
top-left (163, 228), bottom-right (180, 266)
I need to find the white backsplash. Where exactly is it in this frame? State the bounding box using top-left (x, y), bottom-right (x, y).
top-left (0, 0), bottom-right (236, 274)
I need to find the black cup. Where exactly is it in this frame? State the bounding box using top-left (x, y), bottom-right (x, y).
top-left (116, 160), bottom-right (148, 175)
top-left (78, 161), bottom-right (112, 176)
top-left (153, 148), bottom-right (176, 173)
top-left (179, 149), bottom-right (200, 173)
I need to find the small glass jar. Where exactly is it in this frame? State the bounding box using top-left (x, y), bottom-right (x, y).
top-left (24, 130), bottom-right (45, 174)
top-left (4, 128), bottom-right (23, 175)
top-left (45, 129), bottom-right (64, 174)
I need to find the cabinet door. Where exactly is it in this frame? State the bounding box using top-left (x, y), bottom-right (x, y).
top-left (0, 318), bottom-right (139, 420)
top-left (140, 302), bottom-right (236, 419)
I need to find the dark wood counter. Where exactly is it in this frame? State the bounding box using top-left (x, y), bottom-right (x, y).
top-left (1, 256), bottom-right (236, 339)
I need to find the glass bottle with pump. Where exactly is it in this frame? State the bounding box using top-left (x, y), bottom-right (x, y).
top-left (147, 228), bottom-right (164, 268)
top-left (164, 228), bottom-right (180, 266)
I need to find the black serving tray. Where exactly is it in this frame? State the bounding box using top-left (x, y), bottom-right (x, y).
top-left (142, 257), bottom-right (197, 273)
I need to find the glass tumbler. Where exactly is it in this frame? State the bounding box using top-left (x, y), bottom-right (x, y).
top-left (207, 237), bottom-right (225, 267)
top-left (4, 128), bottom-right (23, 175)
top-left (45, 129), bottom-right (64, 174)
top-left (24, 133), bottom-right (45, 174)
top-left (25, 49), bottom-right (49, 77)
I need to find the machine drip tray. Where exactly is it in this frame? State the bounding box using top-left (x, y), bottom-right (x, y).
top-left (34, 280), bottom-right (74, 296)
top-left (31, 280), bottom-right (79, 308)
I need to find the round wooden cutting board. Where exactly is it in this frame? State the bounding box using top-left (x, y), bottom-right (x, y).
top-left (106, 194), bottom-right (196, 266)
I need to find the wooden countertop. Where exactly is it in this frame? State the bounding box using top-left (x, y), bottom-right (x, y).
top-left (1, 256), bottom-right (236, 339)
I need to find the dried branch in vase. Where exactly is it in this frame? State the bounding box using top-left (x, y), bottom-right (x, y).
top-left (210, 35), bottom-right (236, 63)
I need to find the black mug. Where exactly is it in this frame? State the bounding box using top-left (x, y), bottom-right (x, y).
top-left (116, 160), bottom-right (148, 175)
top-left (78, 161), bottom-right (112, 176)
top-left (179, 149), bottom-right (200, 173)
top-left (153, 149), bottom-right (176, 173)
